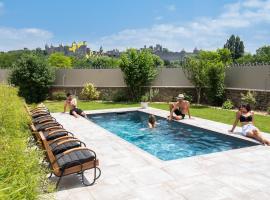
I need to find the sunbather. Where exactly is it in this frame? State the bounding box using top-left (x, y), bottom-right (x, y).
top-left (168, 94), bottom-right (191, 120)
top-left (229, 104), bottom-right (270, 145)
top-left (64, 93), bottom-right (86, 118)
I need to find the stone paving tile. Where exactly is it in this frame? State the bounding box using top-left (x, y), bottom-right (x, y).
top-left (51, 107), bottom-right (270, 200)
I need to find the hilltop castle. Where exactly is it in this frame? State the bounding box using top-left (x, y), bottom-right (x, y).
top-left (45, 41), bottom-right (91, 57)
top-left (45, 42), bottom-right (200, 61)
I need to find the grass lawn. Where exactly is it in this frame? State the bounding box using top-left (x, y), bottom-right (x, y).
top-left (44, 101), bottom-right (270, 133)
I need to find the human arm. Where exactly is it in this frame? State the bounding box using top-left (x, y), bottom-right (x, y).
top-left (229, 111), bottom-right (240, 133)
top-left (63, 101), bottom-right (67, 113)
top-left (187, 102), bottom-right (191, 119)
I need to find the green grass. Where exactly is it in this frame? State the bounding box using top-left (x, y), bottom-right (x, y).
top-left (44, 100), bottom-right (270, 133)
top-left (44, 100), bottom-right (139, 113)
top-left (0, 85), bottom-right (51, 200)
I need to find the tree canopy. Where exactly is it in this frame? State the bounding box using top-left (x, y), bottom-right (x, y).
top-left (224, 35), bottom-right (244, 60)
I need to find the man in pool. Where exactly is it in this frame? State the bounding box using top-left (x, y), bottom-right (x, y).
top-left (168, 94), bottom-right (191, 120)
top-left (63, 93), bottom-right (86, 118)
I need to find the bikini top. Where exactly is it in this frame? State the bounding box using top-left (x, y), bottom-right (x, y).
top-left (239, 114), bottom-right (253, 122)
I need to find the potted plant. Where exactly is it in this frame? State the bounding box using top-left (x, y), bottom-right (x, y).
top-left (140, 88), bottom-right (159, 109)
top-left (140, 94), bottom-right (150, 109)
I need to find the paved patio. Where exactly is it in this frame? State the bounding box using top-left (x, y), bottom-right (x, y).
top-left (52, 107), bottom-right (270, 200)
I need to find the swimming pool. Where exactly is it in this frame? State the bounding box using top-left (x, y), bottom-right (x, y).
top-left (88, 111), bottom-right (257, 160)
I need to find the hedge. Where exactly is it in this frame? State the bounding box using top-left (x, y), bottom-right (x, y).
top-left (0, 84), bottom-right (50, 199)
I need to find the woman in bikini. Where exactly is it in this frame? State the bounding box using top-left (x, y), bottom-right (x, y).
top-left (229, 104), bottom-right (270, 145)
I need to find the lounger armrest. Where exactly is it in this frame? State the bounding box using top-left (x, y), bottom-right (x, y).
top-left (64, 147), bottom-right (97, 158)
top-left (51, 139), bottom-right (84, 152)
top-left (44, 125), bottom-right (63, 131)
top-left (52, 147), bottom-right (97, 166)
top-left (47, 129), bottom-right (67, 136)
top-left (50, 136), bottom-right (77, 145)
top-left (30, 124), bottom-right (37, 132)
top-left (38, 121), bottom-right (57, 126)
top-left (37, 118), bottom-right (56, 124)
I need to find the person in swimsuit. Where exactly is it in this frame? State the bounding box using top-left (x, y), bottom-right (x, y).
top-left (168, 94), bottom-right (191, 120)
top-left (148, 115), bottom-right (156, 128)
top-left (63, 93), bottom-right (86, 118)
top-left (229, 104), bottom-right (270, 145)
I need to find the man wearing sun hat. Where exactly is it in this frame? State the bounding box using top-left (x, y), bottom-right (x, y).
top-left (168, 93), bottom-right (191, 120)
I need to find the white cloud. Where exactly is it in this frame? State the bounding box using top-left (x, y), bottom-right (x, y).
top-left (167, 4), bottom-right (176, 11)
top-left (93, 0), bottom-right (270, 53)
top-left (0, 27), bottom-right (53, 51)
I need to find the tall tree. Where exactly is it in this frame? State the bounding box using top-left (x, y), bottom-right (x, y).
top-left (224, 35), bottom-right (245, 60)
top-left (48, 52), bottom-right (72, 68)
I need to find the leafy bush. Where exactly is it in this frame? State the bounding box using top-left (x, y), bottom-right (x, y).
top-left (267, 106), bottom-right (270, 115)
top-left (48, 52), bottom-right (72, 68)
top-left (112, 90), bottom-right (129, 102)
top-left (140, 88), bottom-right (159, 102)
top-left (183, 92), bottom-right (193, 102)
top-left (0, 84), bottom-right (49, 199)
top-left (10, 54), bottom-right (55, 103)
top-left (80, 83), bottom-right (100, 100)
top-left (120, 49), bottom-right (162, 100)
top-left (207, 62), bottom-right (225, 106)
top-left (222, 99), bottom-right (234, 109)
top-left (51, 91), bottom-right (66, 100)
top-left (241, 91), bottom-right (256, 106)
top-left (92, 56), bottom-right (120, 68)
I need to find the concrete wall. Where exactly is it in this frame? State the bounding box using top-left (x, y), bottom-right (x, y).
top-left (1, 66), bottom-right (270, 90)
top-left (225, 65), bottom-right (270, 91)
top-left (53, 68), bottom-right (193, 87)
top-left (54, 69), bottom-right (125, 87)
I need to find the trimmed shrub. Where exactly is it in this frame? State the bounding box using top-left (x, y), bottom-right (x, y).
top-left (112, 90), bottom-right (129, 102)
top-left (0, 84), bottom-right (50, 199)
top-left (267, 106), bottom-right (270, 115)
top-left (80, 83), bottom-right (100, 100)
top-left (10, 54), bottom-right (55, 103)
top-left (241, 91), bottom-right (256, 106)
top-left (51, 91), bottom-right (66, 100)
top-left (183, 92), bottom-right (193, 103)
top-left (120, 49), bottom-right (162, 101)
top-left (222, 99), bottom-right (234, 109)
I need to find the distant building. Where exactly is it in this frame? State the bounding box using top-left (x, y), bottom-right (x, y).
top-left (141, 44), bottom-right (200, 61)
top-left (45, 41), bottom-right (91, 57)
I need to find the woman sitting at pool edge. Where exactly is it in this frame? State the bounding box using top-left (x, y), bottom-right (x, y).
top-left (229, 104), bottom-right (270, 145)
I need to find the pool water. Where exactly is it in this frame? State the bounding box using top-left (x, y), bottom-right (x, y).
top-left (88, 111), bottom-right (257, 161)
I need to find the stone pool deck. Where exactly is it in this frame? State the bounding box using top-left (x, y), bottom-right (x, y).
top-left (52, 107), bottom-right (270, 200)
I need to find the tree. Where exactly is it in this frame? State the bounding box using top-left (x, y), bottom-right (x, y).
top-left (182, 57), bottom-right (209, 104)
top-left (235, 54), bottom-right (255, 64)
top-left (254, 45), bottom-right (270, 63)
top-left (182, 49), bottom-right (229, 105)
top-left (224, 35), bottom-right (245, 60)
top-left (120, 49), bottom-right (162, 100)
top-left (48, 52), bottom-right (72, 68)
top-left (10, 54), bottom-right (55, 103)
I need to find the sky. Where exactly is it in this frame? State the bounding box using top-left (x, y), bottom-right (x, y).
top-left (0, 0), bottom-right (270, 53)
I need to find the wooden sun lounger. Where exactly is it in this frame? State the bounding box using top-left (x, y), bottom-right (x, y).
top-left (40, 131), bottom-right (101, 187)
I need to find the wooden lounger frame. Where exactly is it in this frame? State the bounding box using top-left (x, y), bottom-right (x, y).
top-left (27, 104), bottom-right (101, 188)
top-left (41, 132), bottom-right (101, 188)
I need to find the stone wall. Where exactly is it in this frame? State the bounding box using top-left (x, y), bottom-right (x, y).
top-left (51, 86), bottom-right (270, 110)
top-left (225, 89), bottom-right (270, 110)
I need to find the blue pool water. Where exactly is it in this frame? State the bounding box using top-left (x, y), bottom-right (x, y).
top-left (88, 111), bottom-right (257, 160)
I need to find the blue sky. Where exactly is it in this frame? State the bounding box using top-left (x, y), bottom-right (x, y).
top-left (0, 0), bottom-right (270, 53)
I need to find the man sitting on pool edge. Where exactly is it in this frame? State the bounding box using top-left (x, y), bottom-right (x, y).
top-left (168, 94), bottom-right (191, 120)
top-left (63, 93), bottom-right (86, 118)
